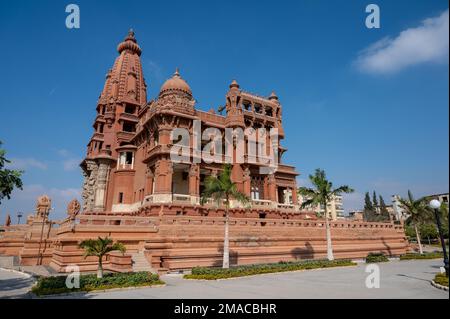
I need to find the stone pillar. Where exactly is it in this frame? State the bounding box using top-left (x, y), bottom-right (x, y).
top-left (243, 167), bottom-right (251, 197)
top-left (189, 164), bottom-right (199, 196)
top-left (291, 184), bottom-right (298, 205)
top-left (93, 160), bottom-right (110, 212)
top-left (145, 166), bottom-right (154, 196)
top-left (83, 160), bottom-right (98, 212)
top-left (153, 159), bottom-right (173, 203)
top-left (231, 163), bottom-right (244, 193)
top-left (267, 174), bottom-right (277, 202)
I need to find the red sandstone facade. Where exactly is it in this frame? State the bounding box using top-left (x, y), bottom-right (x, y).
top-left (82, 30), bottom-right (299, 217)
top-left (0, 31), bottom-right (410, 273)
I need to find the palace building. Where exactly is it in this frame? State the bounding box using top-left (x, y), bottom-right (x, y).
top-left (0, 31), bottom-right (409, 273)
top-left (82, 29), bottom-right (300, 218)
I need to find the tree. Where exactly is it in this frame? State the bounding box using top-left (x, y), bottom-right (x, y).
top-left (200, 164), bottom-right (249, 268)
top-left (363, 192), bottom-right (377, 222)
top-left (79, 237), bottom-right (126, 278)
top-left (372, 191), bottom-right (378, 208)
top-left (420, 223), bottom-right (438, 245)
top-left (0, 141), bottom-right (23, 204)
top-left (379, 195), bottom-right (390, 221)
top-left (364, 192), bottom-right (373, 211)
top-left (298, 169), bottom-right (354, 260)
top-left (398, 190), bottom-right (432, 254)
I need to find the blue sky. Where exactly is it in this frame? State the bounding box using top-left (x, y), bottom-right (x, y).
top-left (0, 0), bottom-right (448, 221)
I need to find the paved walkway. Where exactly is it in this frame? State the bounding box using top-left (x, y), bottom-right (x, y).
top-left (0, 268), bottom-right (35, 299)
top-left (1, 260), bottom-right (448, 299)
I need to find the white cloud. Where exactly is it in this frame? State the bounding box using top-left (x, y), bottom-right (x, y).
top-left (7, 158), bottom-right (47, 170)
top-left (57, 149), bottom-right (81, 171)
top-left (356, 9), bottom-right (449, 74)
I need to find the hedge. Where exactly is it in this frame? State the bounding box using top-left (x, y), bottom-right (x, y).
top-left (400, 252), bottom-right (444, 260)
top-left (365, 252), bottom-right (389, 263)
top-left (32, 271), bottom-right (164, 296)
top-left (184, 259), bottom-right (356, 280)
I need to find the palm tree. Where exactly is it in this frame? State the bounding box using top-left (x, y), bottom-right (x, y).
top-left (298, 169), bottom-right (354, 260)
top-left (200, 164), bottom-right (250, 268)
top-left (79, 237), bottom-right (126, 278)
top-left (399, 190), bottom-right (432, 254)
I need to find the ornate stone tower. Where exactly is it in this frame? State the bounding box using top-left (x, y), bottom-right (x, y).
top-left (81, 30), bottom-right (147, 212)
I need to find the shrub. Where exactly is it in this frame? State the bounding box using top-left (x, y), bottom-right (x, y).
top-left (400, 252), bottom-right (443, 260)
top-left (184, 259), bottom-right (356, 280)
top-left (434, 273), bottom-right (449, 287)
top-left (32, 271), bottom-right (164, 296)
top-left (365, 252), bottom-right (389, 263)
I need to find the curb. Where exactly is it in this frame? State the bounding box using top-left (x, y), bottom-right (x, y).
top-left (31, 283), bottom-right (166, 298)
top-left (431, 280), bottom-right (449, 291)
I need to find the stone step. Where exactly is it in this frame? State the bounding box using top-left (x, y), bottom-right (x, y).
top-left (131, 252), bottom-right (156, 274)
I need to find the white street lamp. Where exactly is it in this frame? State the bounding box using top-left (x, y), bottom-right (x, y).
top-left (429, 199), bottom-right (448, 277)
top-left (429, 199), bottom-right (441, 210)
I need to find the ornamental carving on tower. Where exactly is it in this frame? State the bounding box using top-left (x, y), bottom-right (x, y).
top-left (67, 199), bottom-right (81, 218)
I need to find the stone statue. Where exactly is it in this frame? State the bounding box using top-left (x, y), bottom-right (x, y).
top-left (35, 195), bottom-right (51, 218)
top-left (5, 214), bottom-right (11, 226)
top-left (67, 199), bottom-right (81, 218)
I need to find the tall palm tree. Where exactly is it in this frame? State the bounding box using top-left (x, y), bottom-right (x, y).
top-left (298, 169), bottom-right (354, 261)
top-left (79, 237), bottom-right (126, 278)
top-left (200, 164), bottom-right (250, 268)
top-left (399, 190), bottom-right (432, 254)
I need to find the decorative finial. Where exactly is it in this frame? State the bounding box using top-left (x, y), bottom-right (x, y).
top-left (174, 67), bottom-right (180, 77)
top-left (269, 91), bottom-right (278, 100)
top-left (229, 79), bottom-right (239, 89)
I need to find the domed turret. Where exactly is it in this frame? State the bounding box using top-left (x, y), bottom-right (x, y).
top-left (117, 29), bottom-right (142, 56)
top-left (159, 68), bottom-right (192, 97)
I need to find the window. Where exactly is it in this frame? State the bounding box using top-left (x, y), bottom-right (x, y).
top-left (243, 100), bottom-right (252, 111)
top-left (118, 151), bottom-right (134, 169)
top-left (123, 122), bottom-right (136, 132)
top-left (124, 105), bottom-right (135, 114)
top-left (251, 186), bottom-right (260, 200)
top-left (118, 192), bottom-right (124, 204)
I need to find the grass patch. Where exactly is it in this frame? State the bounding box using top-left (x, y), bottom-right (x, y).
top-left (365, 252), bottom-right (389, 263)
top-left (400, 252), bottom-right (444, 260)
top-left (434, 273), bottom-right (449, 287)
top-left (31, 271), bottom-right (164, 296)
top-left (184, 259), bottom-right (356, 280)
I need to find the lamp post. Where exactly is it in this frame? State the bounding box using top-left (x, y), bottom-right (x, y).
top-left (17, 212), bottom-right (23, 224)
top-left (429, 199), bottom-right (448, 277)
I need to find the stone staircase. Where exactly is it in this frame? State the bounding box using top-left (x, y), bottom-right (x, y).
top-left (131, 251), bottom-right (155, 273)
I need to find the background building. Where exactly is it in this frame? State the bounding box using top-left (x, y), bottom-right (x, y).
top-left (298, 194), bottom-right (344, 220)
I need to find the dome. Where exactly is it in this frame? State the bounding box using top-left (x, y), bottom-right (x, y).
top-left (117, 29), bottom-right (142, 56)
top-left (159, 68), bottom-right (192, 97)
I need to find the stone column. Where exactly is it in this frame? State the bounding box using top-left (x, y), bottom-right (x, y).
top-left (93, 160), bottom-right (110, 212)
top-left (83, 160), bottom-right (98, 212)
top-left (291, 184), bottom-right (298, 205)
top-left (145, 167), bottom-right (154, 196)
top-left (267, 174), bottom-right (277, 202)
top-left (243, 167), bottom-right (251, 197)
top-left (189, 164), bottom-right (200, 205)
top-left (152, 159), bottom-right (173, 203)
top-left (189, 164), bottom-right (199, 196)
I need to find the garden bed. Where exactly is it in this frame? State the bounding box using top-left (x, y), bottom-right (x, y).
top-left (399, 252), bottom-right (443, 260)
top-left (365, 252), bottom-right (389, 263)
top-left (433, 273), bottom-right (449, 288)
top-left (184, 259), bottom-right (356, 280)
top-left (31, 271), bottom-right (164, 296)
